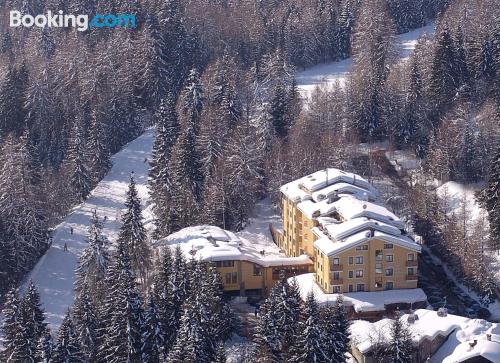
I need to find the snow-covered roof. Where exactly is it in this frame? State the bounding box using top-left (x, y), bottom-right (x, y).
top-left (348, 308), bottom-right (500, 361)
top-left (312, 226), bottom-right (421, 257)
top-left (155, 225), bottom-right (312, 268)
top-left (291, 273), bottom-right (426, 313)
top-left (350, 309), bottom-right (469, 354)
top-left (280, 168), bottom-right (376, 203)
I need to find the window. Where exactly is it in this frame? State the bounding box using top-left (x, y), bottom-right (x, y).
top-left (375, 263), bottom-right (382, 274)
top-left (253, 264), bottom-right (262, 276)
top-left (217, 260), bottom-right (234, 268)
top-left (348, 256), bottom-right (354, 265)
top-left (385, 254), bottom-right (394, 262)
top-left (348, 271), bottom-right (354, 279)
top-left (356, 256), bottom-right (364, 264)
top-left (356, 283), bottom-right (365, 292)
top-left (333, 285), bottom-right (342, 293)
top-left (333, 271), bottom-right (340, 280)
top-left (386, 282), bottom-right (394, 290)
top-left (408, 253), bottom-right (415, 261)
top-left (356, 245), bottom-right (368, 251)
top-left (408, 267), bottom-right (415, 276)
top-left (333, 258), bottom-right (340, 265)
top-left (384, 243), bottom-right (394, 249)
top-left (348, 284), bottom-right (354, 292)
top-left (375, 250), bottom-right (383, 261)
top-left (356, 270), bottom-right (364, 278)
top-left (385, 268), bottom-right (393, 276)
top-left (375, 281), bottom-right (382, 288)
top-left (225, 273), bottom-right (234, 284)
top-left (231, 272), bottom-right (238, 284)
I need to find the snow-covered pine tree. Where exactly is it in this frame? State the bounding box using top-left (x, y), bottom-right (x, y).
top-left (483, 145), bottom-right (500, 250)
top-left (181, 68), bottom-right (205, 134)
top-left (321, 296), bottom-right (350, 362)
top-left (269, 80), bottom-right (290, 139)
top-left (168, 126), bottom-right (204, 230)
top-left (213, 341), bottom-right (226, 363)
top-left (65, 119), bottom-right (92, 203)
top-left (149, 93), bottom-right (180, 237)
top-left (152, 247), bottom-right (177, 353)
top-left (88, 109), bottom-right (111, 184)
top-left (118, 174), bottom-right (151, 283)
top-left (0, 65), bottom-right (25, 135)
top-left (36, 329), bottom-right (53, 363)
top-left (290, 291), bottom-right (326, 363)
top-left (429, 26), bottom-right (459, 112)
top-left (72, 284), bottom-right (100, 362)
top-left (99, 239), bottom-right (144, 363)
top-left (169, 245), bottom-right (190, 326)
top-left (389, 311), bottom-right (414, 363)
top-left (337, 0), bottom-right (355, 58)
top-left (51, 311), bottom-right (86, 363)
top-left (74, 210), bottom-right (109, 301)
top-left (141, 296), bottom-right (164, 363)
top-left (1, 288), bottom-right (22, 360)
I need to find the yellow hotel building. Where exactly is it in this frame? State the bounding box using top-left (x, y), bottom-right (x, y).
top-left (277, 168), bottom-right (421, 295)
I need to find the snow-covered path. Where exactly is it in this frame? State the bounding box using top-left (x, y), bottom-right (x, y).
top-left (296, 22), bottom-right (435, 96)
top-left (23, 129), bottom-right (155, 328)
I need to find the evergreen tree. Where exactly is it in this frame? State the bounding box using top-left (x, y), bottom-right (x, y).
top-left (482, 145), bottom-right (500, 249)
top-left (181, 68), bottom-right (205, 134)
top-left (88, 109), bottom-right (111, 183)
top-left (149, 94), bottom-right (180, 237)
top-left (73, 285), bottom-right (100, 361)
top-left (51, 311), bottom-right (86, 363)
top-left (213, 341), bottom-right (226, 363)
top-left (118, 173), bottom-right (151, 283)
top-left (269, 80), bottom-right (290, 139)
top-left (66, 119), bottom-right (92, 202)
top-left (0, 65), bottom-right (26, 135)
top-left (141, 297), bottom-right (164, 363)
top-left (1, 288), bottom-right (22, 360)
top-left (36, 330), bottom-right (53, 363)
top-left (321, 296), bottom-right (350, 362)
top-left (389, 311), bottom-right (414, 363)
top-left (99, 239), bottom-right (143, 363)
top-left (291, 291), bottom-right (326, 363)
top-left (74, 210), bottom-right (110, 300)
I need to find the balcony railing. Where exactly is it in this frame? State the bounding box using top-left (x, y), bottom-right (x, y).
top-left (330, 264), bottom-right (343, 271)
top-left (406, 260), bottom-right (418, 267)
top-left (406, 274), bottom-right (418, 281)
top-left (330, 277), bottom-right (343, 285)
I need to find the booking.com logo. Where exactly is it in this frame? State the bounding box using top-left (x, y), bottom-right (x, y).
top-left (9, 10), bottom-right (137, 32)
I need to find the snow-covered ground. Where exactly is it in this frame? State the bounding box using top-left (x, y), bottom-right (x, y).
top-left (296, 22), bottom-right (435, 97)
top-left (21, 129), bottom-right (155, 328)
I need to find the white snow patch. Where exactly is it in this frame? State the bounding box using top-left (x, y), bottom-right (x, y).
top-left (291, 273), bottom-right (426, 313)
top-left (20, 129), bottom-right (156, 328)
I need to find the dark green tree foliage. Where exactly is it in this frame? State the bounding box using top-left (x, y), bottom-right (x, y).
top-left (387, 0), bottom-right (425, 33)
top-left (0, 65), bottom-right (26, 135)
top-left (51, 311), bottom-right (86, 363)
top-left (270, 80), bottom-right (291, 139)
top-left (168, 126), bottom-right (204, 230)
top-left (254, 274), bottom-right (302, 361)
top-left (74, 210), bottom-right (109, 299)
top-left (141, 297), bottom-right (164, 363)
top-left (149, 94), bottom-right (180, 237)
top-left (66, 119), bottom-right (92, 202)
top-left (389, 311), bottom-right (414, 363)
top-left (337, 0), bottom-right (355, 58)
top-left (88, 110), bottom-right (111, 183)
top-left (118, 174), bottom-right (150, 282)
top-left (99, 239), bottom-right (143, 363)
top-left (1, 288), bottom-right (21, 360)
top-left (429, 26), bottom-right (459, 111)
top-left (36, 329), bottom-right (54, 363)
top-left (482, 145), bottom-right (500, 250)
top-left (181, 68), bottom-right (205, 134)
top-left (321, 296), bottom-right (350, 362)
top-left (73, 285), bottom-right (100, 361)
top-left (291, 291), bottom-right (326, 362)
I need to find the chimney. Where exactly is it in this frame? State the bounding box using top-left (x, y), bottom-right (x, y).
top-left (487, 334), bottom-right (492, 341)
top-left (468, 340), bottom-right (477, 351)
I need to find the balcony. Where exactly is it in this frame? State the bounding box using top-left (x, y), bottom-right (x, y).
top-left (406, 274), bottom-right (418, 281)
top-left (330, 264), bottom-right (344, 271)
top-left (406, 260), bottom-right (418, 267)
top-left (330, 277), bottom-right (343, 285)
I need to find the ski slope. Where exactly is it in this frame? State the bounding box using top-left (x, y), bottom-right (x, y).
top-left (21, 129), bottom-right (155, 328)
top-left (296, 22), bottom-right (435, 97)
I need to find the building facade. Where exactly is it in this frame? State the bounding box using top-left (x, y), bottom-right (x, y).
top-left (276, 168), bottom-right (421, 294)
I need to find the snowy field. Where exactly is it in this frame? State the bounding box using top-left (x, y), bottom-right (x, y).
top-left (296, 22), bottom-right (435, 97)
top-left (20, 129), bottom-right (155, 328)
